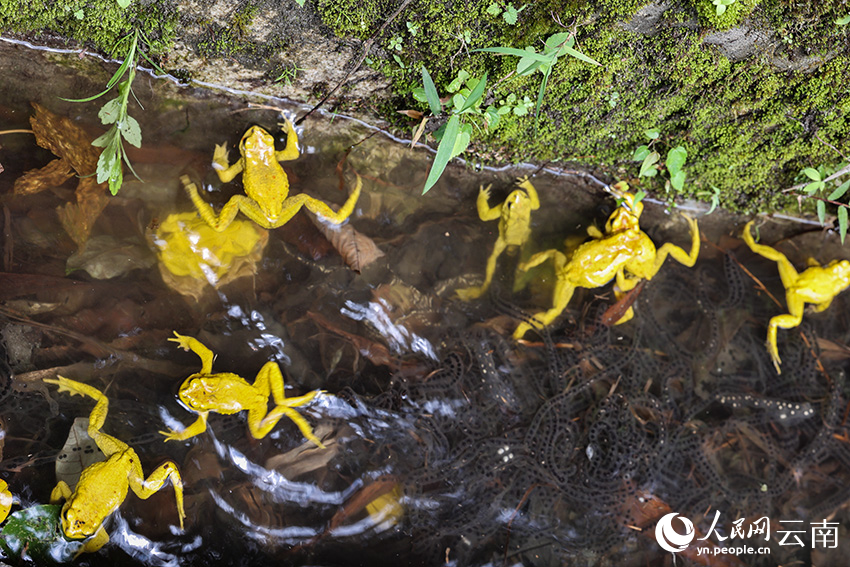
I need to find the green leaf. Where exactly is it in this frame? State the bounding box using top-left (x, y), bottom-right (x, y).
top-left (422, 114), bottom-right (460, 195)
top-left (107, 165), bottom-right (124, 196)
top-left (839, 206), bottom-right (848, 243)
top-left (666, 146), bottom-right (687, 175)
top-left (561, 42), bottom-right (602, 66)
top-left (545, 32), bottom-right (571, 51)
top-left (828, 179), bottom-right (850, 201)
top-left (459, 72), bottom-right (487, 112)
top-left (0, 504), bottom-right (81, 562)
top-left (802, 167), bottom-right (822, 181)
top-left (485, 105), bottom-right (501, 130)
top-left (644, 128), bottom-right (660, 140)
top-left (670, 169), bottom-right (686, 191)
top-left (639, 151), bottom-right (660, 177)
top-left (817, 200), bottom-right (826, 226)
top-left (486, 2), bottom-right (501, 16)
top-left (74, 9), bottom-right (84, 19)
top-left (120, 115), bottom-right (142, 147)
top-left (835, 14), bottom-right (850, 25)
top-left (421, 66), bottom-right (442, 116)
top-left (411, 87), bottom-right (427, 103)
top-left (516, 51), bottom-right (542, 76)
top-left (117, 0), bottom-right (132, 7)
top-left (98, 98), bottom-right (122, 125)
top-left (447, 69), bottom-right (469, 93)
top-left (452, 123), bottom-right (471, 158)
top-left (633, 145), bottom-right (650, 161)
top-left (804, 180), bottom-right (825, 195)
top-left (91, 128), bottom-right (117, 148)
top-left (503, 4), bottom-right (518, 24)
top-left (474, 46), bottom-right (552, 61)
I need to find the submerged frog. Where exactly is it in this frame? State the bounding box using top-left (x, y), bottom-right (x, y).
top-left (513, 186), bottom-right (699, 339)
top-left (161, 332), bottom-right (325, 448)
top-left (742, 220), bottom-right (850, 374)
top-left (43, 376), bottom-right (185, 555)
top-left (456, 177), bottom-right (540, 300)
top-left (182, 117), bottom-right (361, 231)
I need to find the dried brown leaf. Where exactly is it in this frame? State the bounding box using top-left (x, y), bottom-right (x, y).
top-left (57, 177), bottom-right (110, 248)
top-left (12, 159), bottom-right (74, 195)
top-left (310, 218), bottom-right (385, 272)
top-left (397, 109), bottom-right (424, 120)
top-left (307, 311), bottom-right (395, 367)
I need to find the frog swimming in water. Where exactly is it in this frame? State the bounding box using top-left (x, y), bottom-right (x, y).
top-left (456, 176), bottom-right (540, 300)
top-left (43, 376), bottom-right (185, 555)
top-left (161, 332), bottom-right (325, 448)
top-left (181, 117), bottom-right (361, 231)
top-left (742, 220), bottom-right (850, 374)
top-left (513, 183), bottom-right (700, 339)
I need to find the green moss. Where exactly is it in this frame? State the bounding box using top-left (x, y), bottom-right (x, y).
top-left (316, 0), bottom-right (850, 214)
top-left (690, 0), bottom-right (759, 30)
top-left (0, 0), bottom-right (177, 55)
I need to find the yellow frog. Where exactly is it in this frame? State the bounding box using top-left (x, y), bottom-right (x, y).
top-left (742, 220), bottom-right (850, 374)
top-left (43, 376), bottom-right (185, 555)
top-left (456, 176), bottom-right (540, 300)
top-left (513, 186), bottom-right (699, 339)
top-left (161, 332), bottom-right (325, 448)
top-left (181, 118), bottom-right (361, 231)
top-left (0, 479), bottom-right (12, 523)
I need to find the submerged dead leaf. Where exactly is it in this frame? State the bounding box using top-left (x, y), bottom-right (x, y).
top-left (310, 217), bottom-right (385, 272)
top-left (13, 103), bottom-right (109, 248)
top-left (55, 417), bottom-right (106, 491)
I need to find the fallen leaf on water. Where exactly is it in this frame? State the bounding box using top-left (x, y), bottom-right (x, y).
top-left (55, 417), bottom-right (106, 491)
top-left (310, 217), bottom-right (385, 272)
top-left (307, 311), bottom-right (395, 368)
top-left (13, 103), bottom-right (109, 248)
top-left (66, 235), bottom-right (156, 279)
top-left (0, 504), bottom-right (81, 562)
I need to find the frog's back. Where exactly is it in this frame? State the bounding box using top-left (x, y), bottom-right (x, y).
top-left (183, 373), bottom-right (263, 414)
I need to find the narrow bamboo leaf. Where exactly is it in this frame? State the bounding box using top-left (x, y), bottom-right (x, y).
top-left (839, 206), bottom-right (848, 243)
top-left (422, 114), bottom-right (460, 195)
top-left (817, 200), bottom-right (826, 226)
top-left (561, 43), bottom-right (602, 66)
top-left (802, 167), bottom-right (822, 181)
top-left (533, 65), bottom-right (551, 125)
top-left (828, 179), bottom-right (850, 201)
top-left (421, 66), bottom-right (442, 116)
top-left (516, 53), bottom-right (541, 75)
top-left (474, 46), bottom-right (552, 61)
top-left (459, 73), bottom-right (487, 113)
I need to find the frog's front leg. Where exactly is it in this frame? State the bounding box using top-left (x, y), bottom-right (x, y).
top-left (515, 176), bottom-right (540, 210)
top-left (475, 185), bottom-right (502, 221)
top-left (455, 237), bottom-right (507, 301)
top-left (291, 173), bottom-right (362, 225)
top-left (50, 480), bottom-right (73, 504)
top-left (76, 524), bottom-right (110, 556)
top-left (513, 278), bottom-right (576, 339)
top-left (181, 175), bottom-right (243, 231)
top-left (160, 412), bottom-right (209, 442)
top-left (212, 144), bottom-right (243, 183)
top-left (274, 117), bottom-right (300, 162)
top-left (44, 377), bottom-right (125, 457)
top-left (742, 221), bottom-right (800, 288)
top-left (169, 332), bottom-right (215, 374)
top-left (127, 459), bottom-right (185, 530)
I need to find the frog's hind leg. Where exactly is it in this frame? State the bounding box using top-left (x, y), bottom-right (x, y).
top-left (513, 279), bottom-right (576, 339)
top-left (128, 457), bottom-right (185, 530)
top-left (456, 238), bottom-right (507, 301)
top-left (249, 363), bottom-right (324, 447)
top-left (181, 175), bottom-right (243, 232)
top-left (742, 221), bottom-right (799, 288)
top-left (650, 214), bottom-right (701, 277)
top-left (300, 174), bottom-right (362, 224)
top-left (43, 377), bottom-right (126, 456)
top-left (765, 294), bottom-right (806, 374)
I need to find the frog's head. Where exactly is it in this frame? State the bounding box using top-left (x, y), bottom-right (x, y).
top-left (178, 376), bottom-right (213, 411)
top-left (605, 181), bottom-right (643, 232)
top-left (240, 126), bottom-right (276, 165)
top-left (505, 189), bottom-right (532, 215)
top-left (60, 501), bottom-right (100, 540)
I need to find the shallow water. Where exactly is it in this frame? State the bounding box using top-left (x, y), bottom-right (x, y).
top-left (2, 38), bottom-right (850, 567)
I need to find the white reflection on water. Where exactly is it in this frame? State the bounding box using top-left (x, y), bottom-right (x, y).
top-left (111, 513), bottom-right (179, 567)
top-left (340, 299), bottom-right (437, 360)
top-left (209, 489), bottom-right (318, 545)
